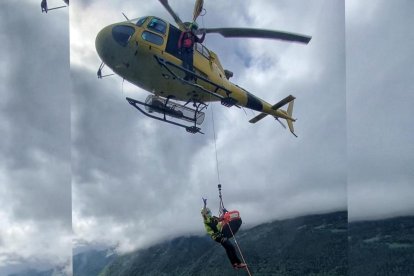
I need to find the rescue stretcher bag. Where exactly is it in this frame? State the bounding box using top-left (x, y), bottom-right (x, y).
top-left (220, 210), bottom-right (242, 238)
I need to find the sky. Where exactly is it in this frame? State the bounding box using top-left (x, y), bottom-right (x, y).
top-left (0, 0), bottom-right (412, 275)
top-left (346, 0), bottom-right (414, 221)
top-left (71, 0), bottom-right (347, 254)
top-left (0, 0), bottom-right (71, 275)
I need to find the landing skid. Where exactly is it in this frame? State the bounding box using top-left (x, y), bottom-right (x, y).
top-left (154, 55), bottom-right (239, 108)
top-left (126, 97), bottom-right (205, 134)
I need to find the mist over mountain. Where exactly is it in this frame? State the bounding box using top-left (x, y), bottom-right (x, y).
top-left (8, 266), bottom-right (68, 276)
top-left (75, 211), bottom-right (348, 276)
top-left (71, 212), bottom-right (414, 275)
top-left (73, 248), bottom-right (117, 276)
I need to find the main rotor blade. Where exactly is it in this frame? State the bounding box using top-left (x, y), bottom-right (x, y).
top-left (159, 0), bottom-right (186, 30)
top-left (199, 28), bottom-right (311, 44)
top-left (193, 0), bottom-right (204, 22)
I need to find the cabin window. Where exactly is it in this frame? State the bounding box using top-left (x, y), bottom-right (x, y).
top-left (195, 43), bottom-right (211, 60)
top-left (136, 17), bottom-right (148, 26)
top-left (147, 18), bottom-right (167, 35)
top-left (141, 31), bottom-right (164, 46)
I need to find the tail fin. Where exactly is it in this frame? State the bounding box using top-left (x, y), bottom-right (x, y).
top-left (286, 100), bottom-right (297, 137)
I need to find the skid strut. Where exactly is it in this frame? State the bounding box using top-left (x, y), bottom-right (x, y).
top-left (126, 96), bottom-right (207, 134)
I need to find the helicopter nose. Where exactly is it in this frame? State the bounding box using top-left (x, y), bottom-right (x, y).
top-left (95, 24), bottom-right (136, 67)
top-left (95, 25), bottom-right (114, 64)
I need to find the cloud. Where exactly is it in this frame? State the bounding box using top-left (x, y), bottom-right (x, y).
top-left (0, 0), bottom-right (71, 273)
top-left (346, 0), bottom-right (414, 221)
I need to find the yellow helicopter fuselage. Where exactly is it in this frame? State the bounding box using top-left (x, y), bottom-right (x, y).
top-left (96, 16), bottom-right (295, 122)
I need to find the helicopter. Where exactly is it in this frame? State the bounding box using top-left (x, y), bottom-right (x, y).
top-left (41, 0), bottom-right (68, 13)
top-left (95, 0), bottom-right (311, 135)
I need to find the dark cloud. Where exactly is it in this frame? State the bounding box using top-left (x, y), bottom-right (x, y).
top-left (0, 0), bottom-right (71, 272)
top-left (0, 10), bottom-right (71, 219)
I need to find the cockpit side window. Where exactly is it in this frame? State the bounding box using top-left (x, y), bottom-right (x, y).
top-left (147, 18), bottom-right (167, 35)
top-left (195, 43), bottom-right (211, 60)
top-left (142, 31), bottom-right (164, 46)
top-left (136, 17), bottom-right (148, 26)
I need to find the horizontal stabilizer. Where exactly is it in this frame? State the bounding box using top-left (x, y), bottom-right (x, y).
top-left (249, 112), bottom-right (268, 123)
top-left (271, 95), bottom-right (295, 110)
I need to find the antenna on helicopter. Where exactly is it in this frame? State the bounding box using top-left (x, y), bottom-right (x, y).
top-left (122, 12), bottom-right (130, 21)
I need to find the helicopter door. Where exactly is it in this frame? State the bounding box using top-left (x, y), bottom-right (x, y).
top-left (165, 24), bottom-right (182, 59)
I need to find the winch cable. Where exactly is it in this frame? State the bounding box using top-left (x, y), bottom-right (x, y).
top-left (218, 182), bottom-right (252, 274)
top-left (211, 105), bottom-right (252, 275)
top-left (210, 103), bottom-right (221, 189)
top-left (211, 110), bottom-right (252, 274)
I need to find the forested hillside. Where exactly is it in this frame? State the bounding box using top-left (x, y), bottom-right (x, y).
top-left (96, 211), bottom-right (348, 276)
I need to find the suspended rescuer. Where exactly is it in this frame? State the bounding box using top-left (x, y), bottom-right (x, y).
top-left (177, 22), bottom-right (206, 81)
top-left (201, 204), bottom-right (247, 269)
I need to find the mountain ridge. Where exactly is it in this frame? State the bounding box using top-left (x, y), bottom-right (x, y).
top-left (96, 211), bottom-right (348, 276)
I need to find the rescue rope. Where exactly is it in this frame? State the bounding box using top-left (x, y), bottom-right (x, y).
top-left (228, 224), bottom-right (253, 276)
top-left (211, 106), bottom-right (227, 217)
